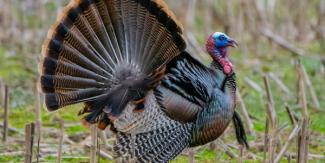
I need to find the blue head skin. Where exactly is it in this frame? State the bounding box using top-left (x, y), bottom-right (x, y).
top-left (206, 32), bottom-right (237, 75)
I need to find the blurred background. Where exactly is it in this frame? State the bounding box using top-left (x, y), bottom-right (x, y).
top-left (0, 0), bottom-right (324, 162)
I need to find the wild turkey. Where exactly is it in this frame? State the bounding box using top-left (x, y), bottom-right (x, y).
top-left (38, 0), bottom-right (248, 162)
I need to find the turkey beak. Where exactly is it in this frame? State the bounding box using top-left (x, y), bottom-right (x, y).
top-left (228, 39), bottom-right (238, 48)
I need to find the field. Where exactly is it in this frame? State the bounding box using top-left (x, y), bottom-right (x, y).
top-left (0, 0), bottom-right (324, 162)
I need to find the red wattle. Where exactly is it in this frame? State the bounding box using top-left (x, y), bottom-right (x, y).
top-left (220, 58), bottom-right (233, 75)
top-left (223, 65), bottom-right (232, 74)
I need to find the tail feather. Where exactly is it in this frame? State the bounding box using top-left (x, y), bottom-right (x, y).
top-left (44, 88), bottom-right (106, 111)
top-left (40, 57), bottom-right (108, 82)
top-left (40, 75), bottom-right (103, 91)
top-left (39, 0), bottom-right (186, 121)
top-left (106, 0), bottom-right (127, 59)
top-left (71, 1), bottom-right (115, 68)
top-left (233, 111), bottom-right (249, 148)
top-left (94, 0), bottom-right (123, 63)
top-left (83, 2), bottom-right (119, 63)
top-left (69, 3), bottom-right (114, 68)
top-left (42, 24), bottom-right (112, 75)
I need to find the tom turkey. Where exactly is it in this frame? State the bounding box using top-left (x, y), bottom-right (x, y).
top-left (38, 0), bottom-right (248, 162)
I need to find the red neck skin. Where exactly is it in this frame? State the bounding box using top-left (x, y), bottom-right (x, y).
top-left (209, 47), bottom-right (233, 75)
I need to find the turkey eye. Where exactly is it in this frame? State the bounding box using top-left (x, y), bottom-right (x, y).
top-left (219, 35), bottom-right (226, 41)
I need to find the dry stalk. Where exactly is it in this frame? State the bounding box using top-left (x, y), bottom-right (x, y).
top-left (216, 139), bottom-right (238, 158)
top-left (236, 90), bottom-right (255, 136)
top-left (85, 144), bottom-right (113, 160)
top-left (299, 63), bottom-right (321, 111)
top-left (261, 29), bottom-right (306, 57)
top-left (0, 151), bottom-right (24, 156)
top-left (297, 61), bottom-right (309, 118)
top-left (287, 154), bottom-right (293, 163)
top-left (0, 79), bottom-right (3, 108)
top-left (263, 119), bottom-right (269, 163)
top-left (56, 120), bottom-right (64, 163)
top-left (244, 77), bottom-right (263, 93)
top-left (224, 0), bottom-right (234, 34)
top-left (263, 75), bottom-right (278, 163)
top-left (203, 0), bottom-right (213, 36)
top-left (34, 86), bottom-right (41, 163)
top-left (296, 64), bottom-right (310, 163)
top-left (209, 141), bottom-right (216, 151)
top-left (2, 85), bottom-right (9, 143)
top-left (275, 125), bottom-right (300, 163)
top-left (185, 0), bottom-right (197, 30)
top-left (285, 153), bottom-right (325, 159)
top-left (275, 123), bottom-right (289, 141)
top-left (297, 103), bottom-right (310, 163)
top-left (238, 144), bottom-right (244, 163)
top-left (275, 123), bottom-right (290, 152)
top-left (90, 124), bottom-right (98, 163)
top-left (262, 29), bottom-right (321, 111)
top-left (269, 73), bottom-right (292, 99)
top-left (0, 123), bottom-right (24, 135)
top-left (98, 130), bottom-right (113, 151)
top-left (321, 61), bottom-right (325, 76)
top-left (25, 123), bottom-right (35, 163)
top-left (285, 104), bottom-right (298, 126)
top-left (98, 149), bottom-right (113, 160)
top-left (64, 136), bottom-right (76, 145)
top-left (266, 103), bottom-right (276, 163)
top-left (189, 148), bottom-right (195, 163)
top-left (186, 32), bottom-right (210, 62)
top-left (263, 75), bottom-right (275, 106)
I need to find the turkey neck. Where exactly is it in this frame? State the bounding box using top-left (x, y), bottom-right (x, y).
top-left (209, 60), bottom-right (237, 132)
top-left (210, 61), bottom-right (236, 110)
top-left (210, 60), bottom-right (237, 125)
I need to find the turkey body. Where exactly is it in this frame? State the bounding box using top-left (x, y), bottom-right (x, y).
top-left (113, 53), bottom-right (237, 162)
top-left (38, 0), bottom-right (247, 162)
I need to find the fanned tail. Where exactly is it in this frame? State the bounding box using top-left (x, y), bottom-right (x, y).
top-left (39, 0), bottom-right (186, 126)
